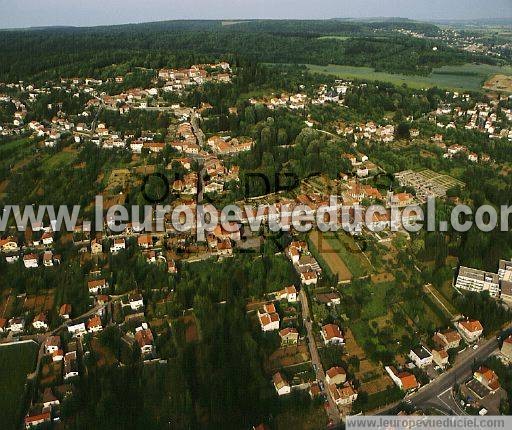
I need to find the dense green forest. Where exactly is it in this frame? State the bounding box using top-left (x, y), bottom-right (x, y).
top-left (0, 20), bottom-right (495, 82)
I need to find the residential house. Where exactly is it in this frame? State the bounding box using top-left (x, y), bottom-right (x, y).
top-left (501, 336), bottom-right (512, 361)
top-left (59, 304), bottom-right (71, 320)
top-left (41, 232), bottom-right (54, 245)
top-left (474, 366), bottom-right (500, 393)
top-left (135, 324), bottom-right (154, 355)
top-left (330, 382), bottom-right (358, 406)
top-left (408, 346), bottom-right (433, 368)
top-left (42, 387), bottom-right (60, 409)
top-left (276, 285), bottom-right (298, 303)
top-left (217, 238), bottom-right (233, 256)
top-left (32, 313), bottom-right (48, 331)
top-left (64, 351), bottom-right (79, 379)
top-left (8, 317), bottom-right (25, 334)
top-left (87, 315), bottom-right (103, 333)
top-left (23, 254), bottom-right (39, 268)
top-left (457, 319), bottom-right (483, 343)
top-left (24, 406), bottom-right (51, 429)
top-left (321, 324), bottom-right (344, 345)
top-left (168, 259), bottom-right (177, 274)
top-left (279, 327), bottom-right (299, 345)
top-left (300, 271), bottom-right (318, 286)
top-left (110, 237), bottom-right (126, 254)
top-left (128, 293), bottom-right (144, 311)
top-left (137, 234), bottom-right (153, 249)
top-left (87, 278), bottom-right (108, 295)
top-left (272, 372), bottom-right (291, 396)
top-left (67, 322), bottom-right (86, 338)
top-left (433, 329), bottom-right (462, 350)
top-left (258, 303), bottom-right (280, 332)
top-left (43, 251), bottom-right (54, 267)
top-left (385, 366), bottom-right (419, 392)
top-left (315, 292), bottom-right (341, 307)
top-left (432, 349), bottom-right (449, 369)
top-left (90, 239), bottom-right (103, 255)
top-left (325, 366), bottom-right (347, 385)
top-left (0, 236), bottom-right (18, 253)
top-left (44, 336), bottom-right (61, 354)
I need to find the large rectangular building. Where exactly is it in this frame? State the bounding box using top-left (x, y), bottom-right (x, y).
top-left (455, 266), bottom-right (500, 298)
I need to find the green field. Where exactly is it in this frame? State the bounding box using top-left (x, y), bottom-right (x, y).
top-left (306, 63), bottom-right (512, 92)
top-left (324, 231), bottom-right (372, 278)
top-left (0, 137), bottom-right (32, 157)
top-left (0, 342), bottom-right (39, 430)
top-left (317, 35), bottom-right (351, 41)
top-left (43, 150), bottom-right (77, 171)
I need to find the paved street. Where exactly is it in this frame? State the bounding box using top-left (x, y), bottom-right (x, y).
top-left (299, 289), bottom-right (341, 427)
top-left (378, 336), bottom-right (499, 414)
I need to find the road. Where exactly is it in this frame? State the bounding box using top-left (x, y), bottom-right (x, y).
top-left (299, 289), bottom-right (341, 427)
top-left (378, 336), bottom-right (499, 415)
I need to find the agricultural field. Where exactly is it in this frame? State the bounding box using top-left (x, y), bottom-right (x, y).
top-left (309, 230), bottom-right (352, 282)
top-left (306, 63), bottom-right (512, 92)
top-left (316, 35), bottom-right (351, 41)
top-left (484, 74), bottom-right (512, 92)
top-left (0, 342), bottom-right (39, 430)
top-left (321, 231), bottom-right (372, 280)
top-left (42, 149), bottom-right (78, 171)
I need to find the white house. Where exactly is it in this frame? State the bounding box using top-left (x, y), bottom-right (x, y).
top-left (300, 271), bottom-right (318, 286)
top-left (8, 317), bottom-right (25, 334)
top-left (276, 285), bottom-right (298, 303)
top-left (64, 351), bottom-right (79, 379)
top-left (321, 324), bottom-right (344, 345)
top-left (110, 237), bottom-right (126, 254)
top-left (32, 313), bottom-right (48, 331)
top-left (330, 383), bottom-right (358, 406)
top-left (258, 303), bottom-right (280, 332)
top-left (87, 278), bottom-right (108, 295)
top-left (408, 346), bottom-right (433, 368)
top-left (86, 315), bottom-right (103, 333)
top-left (128, 293), bottom-right (144, 311)
top-left (272, 372), bottom-right (291, 396)
top-left (44, 336), bottom-right (61, 354)
top-left (135, 324), bottom-right (154, 355)
top-left (67, 322), bottom-right (87, 338)
top-left (325, 366), bottom-right (347, 385)
top-left (457, 319), bottom-right (483, 343)
top-left (385, 366), bottom-right (419, 391)
top-left (23, 254), bottom-right (39, 269)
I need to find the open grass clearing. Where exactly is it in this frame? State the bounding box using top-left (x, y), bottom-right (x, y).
top-left (306, 63), bottom-right (512, 92)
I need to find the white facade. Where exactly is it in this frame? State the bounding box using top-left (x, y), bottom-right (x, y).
top-left (68, 322), bottom-right (87, 338)
top-left (455, 266), bottom-right (500, 298)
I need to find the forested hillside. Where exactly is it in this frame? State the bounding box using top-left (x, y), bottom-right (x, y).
top-left (0, 19), bottom-right (495, 82)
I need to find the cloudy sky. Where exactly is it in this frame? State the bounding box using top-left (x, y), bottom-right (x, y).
top-left (0, 0), bottom-right (511, 29)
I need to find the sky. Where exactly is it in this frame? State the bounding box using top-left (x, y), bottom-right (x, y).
top-left (0, 0), bottom-right (511, 29)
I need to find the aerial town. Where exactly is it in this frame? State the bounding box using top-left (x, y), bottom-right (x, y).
top-left (1, 9), bottom-right (512, 430)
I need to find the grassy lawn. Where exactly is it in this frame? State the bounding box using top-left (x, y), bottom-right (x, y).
top-left (0, 342), bottom-right (39, 430)
top-left (306, 63), bottom-right (512, 92)
top-left (42, 150), bottom-right (77, 171)
top-left (324, 232), bottom-right (372, 279)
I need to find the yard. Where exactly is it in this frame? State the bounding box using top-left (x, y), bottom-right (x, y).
top-left (0, 342), bottom-right (39, 430)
